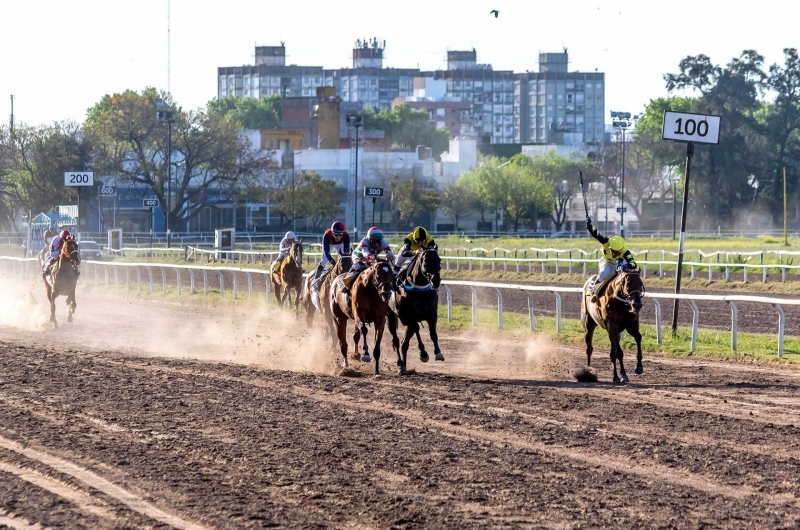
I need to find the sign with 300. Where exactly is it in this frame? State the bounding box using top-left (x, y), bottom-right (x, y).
top-left (661, 111), bottom-right (721, 145)
top-left (64, 172), bottom-right (94, 186)
top-left (364, 187), bottom-right (384, 197)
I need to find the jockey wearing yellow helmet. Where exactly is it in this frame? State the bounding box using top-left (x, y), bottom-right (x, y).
top-left (586, 216), bottom-right (638, 303)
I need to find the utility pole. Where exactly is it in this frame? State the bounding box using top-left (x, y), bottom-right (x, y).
top-left (9, 95), bottom-right (14, 146)
top-left (784, 167), bottom-right (789, 246)
top-left (620, 128), bottom-right (626, 237)
top-left (157, 102), bottom-right (175, 247)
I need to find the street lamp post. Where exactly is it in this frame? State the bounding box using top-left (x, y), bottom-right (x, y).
top-left (610, 111), bottom-right (638, 238)
top-left (156, 102), bottom-right (176, 248)
top-left (346, 114), bottom-right (363, 237)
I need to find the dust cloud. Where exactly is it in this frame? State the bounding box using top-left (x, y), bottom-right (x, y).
top-left (0, 276), bottom-right (577, 381)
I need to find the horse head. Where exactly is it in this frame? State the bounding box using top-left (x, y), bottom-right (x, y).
top-left (291, 239), bottom-right (304, 265)
top-left (420, 248), bottom-right (441, 289)
top-left (64, 239), bottom-right (81, 267)
top-left (370, 260), bottom-right (394, 302)
top-left (615, 270), bottom-right (644, 314)
top-left (337, 254), bottom-right (354, 275)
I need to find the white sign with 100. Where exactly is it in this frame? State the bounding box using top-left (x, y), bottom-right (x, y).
top-left (661, 111), bottom-right (720, 144)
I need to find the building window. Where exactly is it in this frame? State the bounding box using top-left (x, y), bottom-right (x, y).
top-left (566, 94), bottom-right (574, 103)
top-left (557, 94), bottom-right (563, 100)
top-left (547, 94), bottom-right (553, 100)
top-left (566, 82), bottom-right (574, 89)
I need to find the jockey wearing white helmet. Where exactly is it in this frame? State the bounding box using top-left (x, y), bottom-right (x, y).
top-left (278, 231), bottom-right (298, 261)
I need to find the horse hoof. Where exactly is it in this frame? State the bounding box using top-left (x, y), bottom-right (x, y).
top-left (613, 375), bottom-right (621, 384)
top-left (435, 353), bottom-right (445, 362)
top-left (67, 315), bottom-right (73, 323)
top-left (635, 365), bottom-right (644, 375)
top-left (621, 374), bottom-right (630, 383)
top-left (361, 354), bottom-right (371, 363)
top-left (420, 352), bottom-right (430, 363)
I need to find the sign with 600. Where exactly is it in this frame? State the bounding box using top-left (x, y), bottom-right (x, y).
top-left (64, 172), bottom-right (94, 187)
top-left (661, 111), bottom-right (721, 145)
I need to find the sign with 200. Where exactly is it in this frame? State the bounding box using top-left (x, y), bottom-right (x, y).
top-left (64, 172), bottom-right (94, 187)
top-left (364, 187), bottom-right (384, 197)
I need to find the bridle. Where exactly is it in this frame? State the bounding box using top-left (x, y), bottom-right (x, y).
top-left (371, 261), bottom-right (393, 292)
top-left (415, 249), bottom-right (440, 288)
top-left (289, 241), bottom-right (303, 266)
top-left (612, 271), bottom-right (644, 307)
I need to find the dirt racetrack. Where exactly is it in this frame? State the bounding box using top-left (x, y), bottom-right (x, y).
top-left (1, 280), bottom-right (800, 528)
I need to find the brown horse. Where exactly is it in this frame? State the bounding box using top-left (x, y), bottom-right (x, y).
top-left (581, 269), bottom-right (645, 383)
top-left (330, 260), bottom-right (399, 374)
top-left (42, 239), bottom-right (81, 330)
top-left (271, 240), bottom-right (304, 315)
top-left (301, 254), bottom-right (353, 343)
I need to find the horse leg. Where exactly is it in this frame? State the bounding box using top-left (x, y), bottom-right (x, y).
top-left (387, 310), bottom-right (404, 373)
top-left (583, 316), bottom-right (597, 368)
top-left (415, 326), bottom-right (429, 363)
top-left (372, 317), bottom-right (385, 375)
top-left (334, 315), bottom-right (349, 368)
top-left (293, 285), bottom-right (302, 317)
top-left (358, 321), bottom-right (370, 363)
top-left (352, 321), bottom-right (365, 362)
top-left (272, 280), bottom-right (282, 305)
top-left (50, 294), bottom-right (57, 330)
top-left (66, 290), bottom-right (76, 323)
top-left (607, 324), bottom-right (622, 383)
top-left (628, 323), bottom-right (644, 375)
top-left (428, 312), bottom-right (444, 362)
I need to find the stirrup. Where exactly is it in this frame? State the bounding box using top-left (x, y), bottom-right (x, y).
top-left (590, 294), bottom-right (598, 303)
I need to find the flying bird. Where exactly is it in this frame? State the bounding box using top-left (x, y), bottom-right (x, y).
top-left (490, 10), bottom-right (499, 17)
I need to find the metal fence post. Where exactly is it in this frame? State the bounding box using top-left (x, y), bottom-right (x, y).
top-left (442, 285), bottom-right (453, 323)
top-left (726, 301), bottom-right (737, 352)
top-left (527, 293), bottom-right (535, 331)
top-left (743, 266), bottom-right (748, 283)
top-left (245, 272), bottom-right (253, 301)
top-left (176, 269), bottom-right (182, 295)
top-left (469, 286), bottom-right (478, 327)
top-left (774, 304), bottom-right (785, 358)
top-left (763, 267), bottom-right (767, 283)
top-left (690, 299), bottom-right (699, 352)
top-left (160, 267), bottom-right (167, 294)
top-left (189, 269), bottom-right (195, 294)
top-left (145, 266), bottom-right (153, 293)
top-left (203, 270), bottom-right (208, 296)
top-left (494, 288), bottom-right (503, 329)
top-left (218, 271), bottom-right (225, 298)
top-left (553, 292), bottom-right (562, 334)
top-left (264, 272), bottom-right (271, 306)
top-left (136, 268), bottom-right (141, 292)
top-left (232, 273), bottom-right (237, 300)
top-left (651, 298), bottom-right (662, 345)
top-left (103, 265), bottom-right (109, 289)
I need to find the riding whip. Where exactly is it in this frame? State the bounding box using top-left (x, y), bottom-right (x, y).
top-left (579, 171), bottom-right (590, 217)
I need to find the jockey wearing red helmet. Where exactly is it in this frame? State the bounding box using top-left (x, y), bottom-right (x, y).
top-left (312, 221), bottom-right (351, 291)
top-left (42, 229), bottom-right (72, 277)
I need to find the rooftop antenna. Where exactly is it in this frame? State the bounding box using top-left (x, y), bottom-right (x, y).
top-left (167, 0), bottom-right (171, 95)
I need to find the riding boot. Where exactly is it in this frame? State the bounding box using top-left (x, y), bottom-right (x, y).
top-left (340, 270), bottom-right (360, 294)
top-left (589, 285), bottom-right (598, 304)
top-left (311, 265), bottom-right (325, 291)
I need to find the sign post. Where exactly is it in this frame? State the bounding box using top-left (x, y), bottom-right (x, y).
top-left (661, 111), bottom-right (720, 336)
top-left (143, 198), bottom-right (159, 252)
top-left (364, 187), bottom-right (384, 227)
top-left (64, 172), bottom-right (94, 241)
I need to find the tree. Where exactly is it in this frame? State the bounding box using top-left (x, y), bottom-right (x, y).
top-left (86, 88), bottom-right (277, 230)
top-left (502, 154), bottom-right (556, 232)
top-left (389, 177), bottom-right (441, 230)
top-left (207, 95), bottom-right (282, 130)
top-left (0, 121), bottom-right (94, 223)
top-left (440, 178), bottom-right (476, 230)
top-left (269, 170), bottom-right (347, 230)
top-left (363, 104), bottom-right (451, 159)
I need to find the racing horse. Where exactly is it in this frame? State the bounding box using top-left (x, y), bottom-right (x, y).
top-left (271, 239), bottom-right (304, 316)
top-left (330, 259), bottom-right (399, 374)
top-left (388, 248), bottom-right (443, 374)
top-left (42, 238), bottom-right (81, 330)
top-left (581, 268), bottom-right (645, 383)
top-left (301, 253), bottom-right (353, 343)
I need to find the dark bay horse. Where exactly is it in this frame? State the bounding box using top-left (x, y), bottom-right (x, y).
top-left (42, 239), bottom-right (81, 330)
top-left (581, 269), bottom-right (645, 383)
top-left (271, 240), bottom-right (304, 315)
top-left (388, 249), bottom-right (443, 374)
top-left (330, 260), bottom-right (399, 374)
top-left (302, 254), bottom-right (353, 343)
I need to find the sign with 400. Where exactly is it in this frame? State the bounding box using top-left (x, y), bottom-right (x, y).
top-left (64, 172), bottom-right (94, 187)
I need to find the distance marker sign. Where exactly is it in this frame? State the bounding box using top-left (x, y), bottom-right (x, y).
top-left (661, 111), bottom-right (720, 145)
top-left (64, 172), bottom-right (94, 186)
top-left (143, 199), bottom-right (160, 208)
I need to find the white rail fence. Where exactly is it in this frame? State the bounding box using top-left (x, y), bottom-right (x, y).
top-left (0, 257), bottom-right (796, 358)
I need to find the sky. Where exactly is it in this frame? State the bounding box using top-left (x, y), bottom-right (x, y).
top-left (2, 0), bottom-right (799, 127)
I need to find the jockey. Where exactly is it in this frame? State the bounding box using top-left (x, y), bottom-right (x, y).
top-left (586, 216), bottom-right (639, 303)
top-left (340, 226), bottom-right (395, 294)
top-left (43, 229), bottom-right (72, 276)
top-left (311, 221), bottom-right (350, 291)
top-left (394, 226), bottom-right (437, 285)
top-left (276, 231), bottom-right (299, 261)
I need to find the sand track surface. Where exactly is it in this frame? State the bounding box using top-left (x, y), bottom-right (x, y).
top-left (0, 281), bottom-right (798, 528)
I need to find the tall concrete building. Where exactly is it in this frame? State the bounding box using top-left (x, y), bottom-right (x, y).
top-left (514, 51), bottom-right (605, 144)
top-left (218, 44), bottom-right (604, 145)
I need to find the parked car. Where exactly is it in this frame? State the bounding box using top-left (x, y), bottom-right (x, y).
top-left (78, 240), bottom-right (103, 259)
top-left (548, 231), bottom-right (574, 239)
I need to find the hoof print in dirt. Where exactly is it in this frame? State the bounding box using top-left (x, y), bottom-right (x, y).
top-left (338, 368), bottom-right (362, 378)
top-left (574, 366), bottom-right (598, 383)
